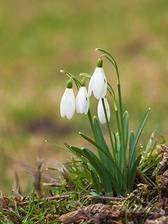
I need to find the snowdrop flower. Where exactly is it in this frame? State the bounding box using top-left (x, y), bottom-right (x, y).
top-left (60, 80), bottom-right (75, 119)
top-left (76, 85), bottom-right (89, 114)
top-left (97, 98), bottom-right (110, 124)
top-left (88, 58), bottom-right (107, 99)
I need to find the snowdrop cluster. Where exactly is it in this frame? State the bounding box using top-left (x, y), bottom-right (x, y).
top-left (59, 49), bottom-right (151, 196)
top-left (60, 59), bottom-right (110, 124)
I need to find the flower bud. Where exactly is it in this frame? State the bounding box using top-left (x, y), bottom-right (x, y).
top-left (76, 86), bottom-right (89, 114)
top-left (60, 81), bottom-right (75, 119)
top-left (97, 98), bottom-right (110, 124)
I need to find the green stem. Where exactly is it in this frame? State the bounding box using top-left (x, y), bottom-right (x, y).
top-left (61, 70), bottom-right (81, 88)
top-left (87, 109), bottom-right (94, 136)
top-left (105, 55), bottom-right (125, 163)
top-left (117, 83), bottom-right (125, 145)
top-left (107, 82), bottom-right (116, 100)
top-left (96, 49), bottom-right (124, 140)
top-left (98, 51), bottom-right (125, 147)
top-left (115, 62), bottom-right (126, 184)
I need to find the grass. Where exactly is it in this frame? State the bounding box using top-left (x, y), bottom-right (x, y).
top-left (0, 0), bottom-right (167, 192)
top-left (0, 144), bottom-right (164, 223)
top-left (0, 160), bottom-right (93, 223)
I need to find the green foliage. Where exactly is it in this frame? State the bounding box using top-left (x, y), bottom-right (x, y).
top-left (65, 49), bottom-right (151, 196)
top-left (139, 133), bottom-right (162, 178)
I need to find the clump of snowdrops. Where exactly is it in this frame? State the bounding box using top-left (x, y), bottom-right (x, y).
top-left (60, 48), bottom-right (151, 196)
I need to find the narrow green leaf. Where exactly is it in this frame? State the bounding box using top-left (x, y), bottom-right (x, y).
top-left (79, 131), bottom-right (120, 181)
top-left (68, 145), bottom-right (113, 193)
top-left (123, 110), bottom-right (129, 148)
top-left (66, 145), bottom-right (102, 193)
top-left (115, 132), bottom-right (120, 165)
top-left (144, 132), bottom-right (155, 155)
top-left (83, 147), bottom-right (125, 195)
top-left (82, 148), bottom-right (114, 194)
top-left (79, 129), bottom-right (126, 193)
top-left (129, 132), bottom-right (135, 161)
top-left (133, 108), bottom-right (151, 150)
top-left (92, 116), bottom-right (112, 163)
top-left (129, 108), bottom-right (150, 174)
top-left (89, 165), bottom-right (101, 194)
top-left (128, 156), bottom-right (141, 191)
top-left (79, 132), bottom-right (112, 159)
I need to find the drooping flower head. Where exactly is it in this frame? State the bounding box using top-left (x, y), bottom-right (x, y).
top-left (88, 58), bottom-right (107, 99)
top-left (97, 98), bottom-right (110, 124)
top-left (76, 81), bottom-right (89, 114)
top-left (60, 79), bottom-right (75, 119)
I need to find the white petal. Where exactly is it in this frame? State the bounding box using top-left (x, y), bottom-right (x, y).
top-left (97, 98), bottom-right (110, 124)
top-left (92, 67), bottom-right (107, 99)
top-left (60, 88), bottom-right (75, 119)
top-left (88, 73), bottom-right (95, 97)
top-left (60, 90), bottom-right (67, 118)
top-left (76, 87), bottom-right (89, 114)
top-left (102, 76), bottom-right (107, 97)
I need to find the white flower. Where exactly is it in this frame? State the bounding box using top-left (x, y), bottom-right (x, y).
top-left (88, 59), bottom-right (107, 99)
top-left (60, 85), bottom-right (75, 120)
top-left (97, 98), bottom-right (110, 124)
top-left (76, 86), bottom-right (89, 114)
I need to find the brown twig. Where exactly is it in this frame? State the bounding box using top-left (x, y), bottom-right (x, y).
top-left (12, 173), bottom-right (23, 199)
top-left (87, 195), bottom-right (124, 201)
top-left (45, 195), bottom-right (69, 201)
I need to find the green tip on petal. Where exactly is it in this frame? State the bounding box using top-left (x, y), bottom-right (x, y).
top-left (93, 115), bottom-right (97, 120)
top-left (80, 78), bottom-right (85, 86)
top-left (66, 79), bottom-right (73, 88)
top-left (97, 58), bottom-right (103, 67)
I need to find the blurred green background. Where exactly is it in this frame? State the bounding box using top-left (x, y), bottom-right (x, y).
top-left (0, 0), bottom-right (168, 193)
